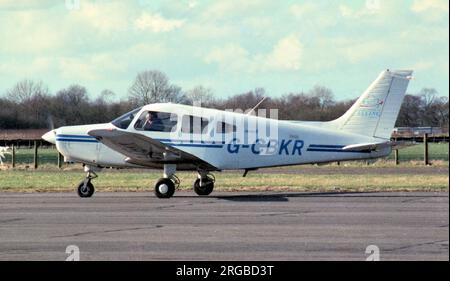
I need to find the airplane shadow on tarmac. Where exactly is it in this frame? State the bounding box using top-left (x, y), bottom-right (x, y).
top-left (208, 191), bottom-right (444, 202)
top-left (212, 191), bottom-right (363, 202)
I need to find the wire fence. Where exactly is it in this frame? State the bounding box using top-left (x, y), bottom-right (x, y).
top-left (0, 138), bottom-right (448, 168)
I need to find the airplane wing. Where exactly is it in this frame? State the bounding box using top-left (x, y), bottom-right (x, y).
top-left (342, 140), bottom-right (417, 152)
top-left (88, 129), bottom-right (217, 170)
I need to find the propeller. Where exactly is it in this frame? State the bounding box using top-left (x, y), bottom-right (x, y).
top-left (46, 114), bottom-right (54, 130)
top-left (42, 114), bottom-right (57, 144)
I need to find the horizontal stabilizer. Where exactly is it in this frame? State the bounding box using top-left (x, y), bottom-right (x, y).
top-left (342, 142), bottom-right (391, 151)
top-left (342, 140), bottom-right (417, 152)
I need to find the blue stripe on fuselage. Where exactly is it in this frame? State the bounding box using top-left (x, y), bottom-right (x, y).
top-left (55, 135), bottom-right (368, 153)
top-left (57, 134), bottom-right (97, 139)
top-left (56, 138), bottom-right (98, 143)
top-left (309, 144), bottom-right (345, 148)
top-left (56, 135), bottom-right (222, 147)
top-left (163, 143), bottom-right (223, 148)
top-left (306, 148), bottom-right (370, 153)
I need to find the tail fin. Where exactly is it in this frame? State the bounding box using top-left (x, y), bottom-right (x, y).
top-left (332, 69), bottom-right (413, 139)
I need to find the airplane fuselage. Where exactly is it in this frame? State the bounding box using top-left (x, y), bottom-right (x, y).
top-left (52, 103), bottom-right (390, 171)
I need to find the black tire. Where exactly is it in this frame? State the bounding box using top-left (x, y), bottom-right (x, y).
top-left (193, 178), bottom-right (214, 196)
top-left (77, 181), bottom-right (95, 198)
top-left (154, 178), bottom-right (175, 199)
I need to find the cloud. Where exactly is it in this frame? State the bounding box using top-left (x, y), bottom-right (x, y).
top-left (337, 39), bottom-right (387, 64)
top-left (184, 22), bottom-right (235, 40)
top-left (134, 12), bottom-right (184, 32)
top-left (411, 0), bottom-right (449, 20)
top-left (0, 1), bottom-right (447, 100)
top-left (200, 0), bottom-right (271, 21)
top-left (410, 61), bottom-right (435, 71)
top-left (411, 0), bottom-right (449, 13)
top-left (265, 35), bottom-right (302, 71)
top-left (68, 1), bottom-right (133, 33)
top-left (188, 1), bottom-right (198, 9)
top-left (339, 3), bottom-right (380, 19)
top-left (0, 10), bottom-right (68, 54)
top-left (204, 35), bottom-right (303, 72)
top-left (58, 53), bottom-right (128, 82)
top-left (127, 43), bottom-right (168, 58)
top-left (0, 1), bottom-right (138, 56)
top-left (59, 57), bottom-right (101, 81)
top-left (0, 0), bottom-right (57, 10)
top-left (290, 3), bottom-right (317, 18)
top-left (204, 43), bottom-right (250, 71)
top-left (0, 57), bottom-right (56, 77)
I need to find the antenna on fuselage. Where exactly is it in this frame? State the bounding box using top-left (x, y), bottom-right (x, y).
top-left (247, 96), bottom-right (267, 116)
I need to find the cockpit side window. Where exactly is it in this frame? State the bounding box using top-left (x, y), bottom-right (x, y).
top-left (134, 111), bottom-right (178, 132)
top-left (181, 115), bottom-right (209, 134)
top-left (111, 107), bottom-right (142, 129)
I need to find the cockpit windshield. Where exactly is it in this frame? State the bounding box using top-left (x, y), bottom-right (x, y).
top-left (111, 107), bottom-right (142, 129)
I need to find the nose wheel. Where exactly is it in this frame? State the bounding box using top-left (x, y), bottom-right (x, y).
top-left (77, 180), bottom-right (95, 198)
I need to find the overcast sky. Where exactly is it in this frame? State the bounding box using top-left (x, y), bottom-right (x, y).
top-left (0, 0), bottom-right (448, 100)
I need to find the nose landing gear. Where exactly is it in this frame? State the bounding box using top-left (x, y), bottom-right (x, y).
top-left (77, 165), bottom-right (99, 198)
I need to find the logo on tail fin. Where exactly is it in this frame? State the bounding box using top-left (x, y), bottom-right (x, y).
top-left (355, 95), bottom-right (385, 118)
top-left (360, 96), bottom-right (384, 108)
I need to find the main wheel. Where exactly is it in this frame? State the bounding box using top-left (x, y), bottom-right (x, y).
top-left (154, 178), bottom-right (175, 199)
top-left (77, 180), bottom-right (95, 198)
top-left (193, 178), bottom-right (214, 196)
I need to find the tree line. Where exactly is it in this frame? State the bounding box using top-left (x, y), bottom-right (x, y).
top-left (0, 70), bottom-right (448, 130)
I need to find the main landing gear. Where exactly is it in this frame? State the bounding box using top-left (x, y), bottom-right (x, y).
top-left (154, 164), bottom-right (178, 199)
top-left (153, 164), bottom-right (215, 199)
top-left (77, 165), bottom-right (99, 198)
top-left (193, 172), bottom-right (215, 196)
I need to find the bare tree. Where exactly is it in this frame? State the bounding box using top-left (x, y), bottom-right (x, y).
top-left (419, 88), bottom-right (438, 107)
top-left (419, 88), bottom-right (440, 126)
top-left (186, 85), bottom-right (215, 106)
top-left (1, 75), bottom-right (448, 131)
top-left (308, 85), bottom-right (335, 111)
top-left (396, 94), bottom-right (423, 126)
top-left (217, 88), bottom-right (268, 112)
top-left (98, 89), bottom-right (116, 103)
top-left (128, 70), bottom-right (182, 106)
top-left (5, 79), bottom-right (50, 126)
top-left (6, 79), bottom-right (49, 104)
top-left (52, 85), bottom-right (90, 126)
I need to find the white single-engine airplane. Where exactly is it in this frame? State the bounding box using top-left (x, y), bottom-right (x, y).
top-left (42, 69), bottom-right (412, 198)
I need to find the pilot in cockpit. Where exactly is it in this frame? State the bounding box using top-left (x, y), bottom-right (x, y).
top-left (143, 112), bottom-right (163, 131)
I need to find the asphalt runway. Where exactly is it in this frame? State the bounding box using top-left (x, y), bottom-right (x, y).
top-left (0, 191), bottom-right (448, 261)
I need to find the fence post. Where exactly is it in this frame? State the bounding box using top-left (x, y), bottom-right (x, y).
top-left (12, 145), bottom-right (16, 168)
top-left (394, 149), bottom-right (399, 165)
top-left (58, 152), bottom-right (63, 169)
top-left (424, 133), bottom-right (429, 165)
top-left (33, 140), bottom-right (38, 169)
